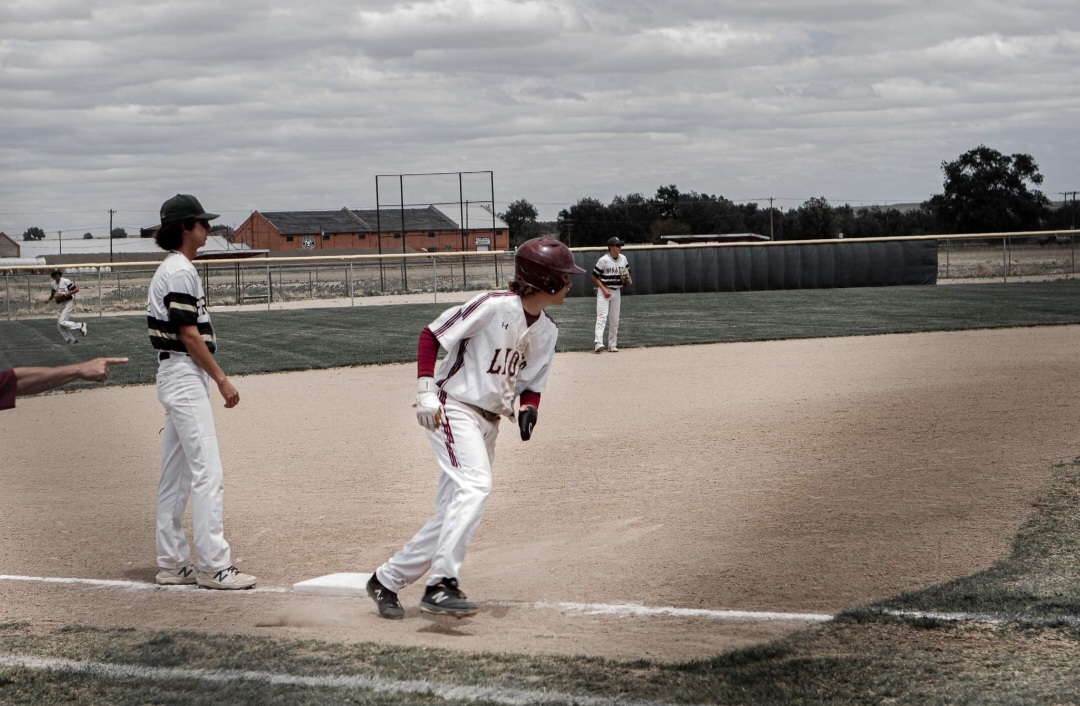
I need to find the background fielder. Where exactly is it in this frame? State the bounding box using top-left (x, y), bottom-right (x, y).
top-left (46, 269), bottom-right (87, 344)
top-left (366, 237), bottom-right (585, 620)
top-left (592, 236), bottom-right (632, 353)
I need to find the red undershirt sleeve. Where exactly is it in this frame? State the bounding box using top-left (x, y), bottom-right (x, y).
top-left (520, 390), bottom-right (541, 410)
top-left (417, 327), bottom-right (440, 378)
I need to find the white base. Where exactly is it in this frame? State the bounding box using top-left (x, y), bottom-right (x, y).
top-left (292, 572), bottom-right (372, 596)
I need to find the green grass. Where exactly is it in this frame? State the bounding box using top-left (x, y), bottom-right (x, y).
top-left (3, 279), bottom-right (1080, 386)
top-left (5, 280), bottom-right (1080, 704)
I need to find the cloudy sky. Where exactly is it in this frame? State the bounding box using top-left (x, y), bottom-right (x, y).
top-left (2, 0), bottom-right (1079, 237)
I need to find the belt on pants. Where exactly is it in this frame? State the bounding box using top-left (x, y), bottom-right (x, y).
top-left (158, 351), bottom-right (188, 361)
top-left (462, 402), bottom-right (500, 423)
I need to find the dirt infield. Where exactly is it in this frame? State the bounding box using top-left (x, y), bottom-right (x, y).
top-left (2, 325), bottom-right (1078, 663)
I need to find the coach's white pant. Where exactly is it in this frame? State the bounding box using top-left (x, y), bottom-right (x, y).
top-left (155, 354), bottom-right (232, 573)
top-left (594, 287), bottom-right (622, 348)
top-left (376, 398), bottom-right (497, 592)
top-left (56, 300), bottom-right (80, 342)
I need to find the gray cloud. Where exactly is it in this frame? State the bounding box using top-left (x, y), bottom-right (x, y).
top-left (1, 0), bottom-right (1079, 234)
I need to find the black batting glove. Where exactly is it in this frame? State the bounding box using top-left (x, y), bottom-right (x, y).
top-left (518, 406), bottom-right (538, 441)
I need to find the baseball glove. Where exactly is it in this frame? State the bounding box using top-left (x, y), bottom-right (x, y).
top-left (618, 267), bottom-right (631, 286)
top-left (54, 293), bottom-right (72, 303)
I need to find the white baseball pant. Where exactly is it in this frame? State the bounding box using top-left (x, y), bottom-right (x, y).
top-left (376, 397), bottom-right (497, 592)
top-left (594, 287), bottom-right (622, 349)
top-left (56, 300), bottom-right (81, 342)
top-left (155, 353), bottom-right (232, 573)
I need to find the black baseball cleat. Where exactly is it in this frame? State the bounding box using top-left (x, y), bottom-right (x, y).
top-left (366, 574), bottom-right (405, 620)
top-left (419, 577), bottom-right (479, 618)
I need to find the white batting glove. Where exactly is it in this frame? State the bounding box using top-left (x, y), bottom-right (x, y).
top-left (416, 377), bottom-right (443, 431)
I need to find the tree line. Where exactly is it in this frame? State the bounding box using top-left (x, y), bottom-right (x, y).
top-left (500, 145), bottom-right (1076, 247)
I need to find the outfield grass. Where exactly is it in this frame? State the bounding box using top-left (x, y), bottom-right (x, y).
top-left (4, 280), bottom-right (1080, 704)
top-left (3, 279), bottom-right (1080, 387)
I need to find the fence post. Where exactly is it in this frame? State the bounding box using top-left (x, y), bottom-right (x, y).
top-left (98, 269), bottom-right (103, 317)
top-left (1002, 237), bottom-right (1009, 282)
top-left (1072, 234), bottom-right (1076, 274)
top-left (348, 261), bottom-right (355, 306)
top-left (26, 274), bottom-right (31, 314)
top-left (266, 260), bottom-right (271, 310)
top-left (4, 272), bottom-right (9, 320)
top-left (433, 255), bottom-right (438, 304)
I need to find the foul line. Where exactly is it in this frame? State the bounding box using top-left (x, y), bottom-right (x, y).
top-left (0, 574), bottom-right (832, 622)
top-left (0, 574), bottom-right (288, 594)
top-left (524, 601), bottom-right (834, 622)
top-left (0, 653), bottom-right (686, 706)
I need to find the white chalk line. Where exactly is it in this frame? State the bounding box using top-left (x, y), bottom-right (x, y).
top-left (0, 653), bottom-right (683, 706)
top-left (518, 601), bottom-right (834, 623)
top-left (0, 574), bottom-right (288, 594)
top-left (0, 574), bottom-right (831, 623)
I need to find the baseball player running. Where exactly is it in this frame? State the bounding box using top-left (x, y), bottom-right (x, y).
top-left (147, 194), bottom-right (256, 590)
top-left (366, 238), bottom-right (585, 619)
top-left (592, 236), bottom-right (631, 353)
top-left (46, 269), bottom-right (87, 344)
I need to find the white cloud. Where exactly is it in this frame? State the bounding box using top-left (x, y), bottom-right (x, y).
top-left (1, 0), bottom-right (1079, 232)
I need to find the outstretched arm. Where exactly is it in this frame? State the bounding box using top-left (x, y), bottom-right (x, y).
top-left (13, 357), bottom-right (129, 396)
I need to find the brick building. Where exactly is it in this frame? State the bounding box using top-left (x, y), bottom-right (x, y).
top-left (233, 205), bottom-right (509, 254)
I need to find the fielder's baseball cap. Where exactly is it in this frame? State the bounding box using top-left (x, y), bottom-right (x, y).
top-left (159, 194), bottom-right (219, 226)
top-left (607, 236), bottom-right (625, 247)
top-left (50, 268), bottom-right (62, 276)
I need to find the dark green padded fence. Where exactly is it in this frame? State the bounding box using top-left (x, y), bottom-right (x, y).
top-left (569, 240), bottom-right (938, 296)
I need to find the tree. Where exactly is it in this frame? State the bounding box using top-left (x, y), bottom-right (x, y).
top-left (499, 198), bottom-right (541, 247)
top-left (22, 226), bottom-right (45, 241)
top-left (83, 232), bottom-right (93, 239)
top-left (796, 197), bottom-right (838, 239)
top-left (926, 145), bottom-right (1051, 233)
top-left (111, 227), bottom-right (128, 239)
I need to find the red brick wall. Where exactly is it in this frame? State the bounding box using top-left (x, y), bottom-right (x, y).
top-left (234, 213), bottom-right (509, 253)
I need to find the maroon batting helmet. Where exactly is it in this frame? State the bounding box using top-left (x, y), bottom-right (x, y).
top-left (513, 238), bottom-right (585, 294)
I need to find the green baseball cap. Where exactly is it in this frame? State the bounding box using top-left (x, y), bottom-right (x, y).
top-left (159, 194), bottom-right (220, 226)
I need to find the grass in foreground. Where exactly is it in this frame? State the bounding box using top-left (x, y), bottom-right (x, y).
top-left (2, 279), bottom-right (1080, 388)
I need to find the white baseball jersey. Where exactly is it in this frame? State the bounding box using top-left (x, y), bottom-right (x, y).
top-left (50, 277), bottom-right (77, 301)
top-left (430, 292), bottom-right (558, 417)
top-left (592, 253), bottom-right (629, 289)
top-left (147, 252), bottom-right (216, 354)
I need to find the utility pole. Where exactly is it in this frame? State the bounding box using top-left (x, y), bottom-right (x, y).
top-left (768, 197), bottom-right (775, 240)
top-left (108, 209), bottom-right (116, 262)
top-left (1062, 192), bottom-right (1079, 229)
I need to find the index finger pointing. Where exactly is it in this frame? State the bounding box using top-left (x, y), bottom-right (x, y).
top-left (102, 358), bottom-right (130, 364)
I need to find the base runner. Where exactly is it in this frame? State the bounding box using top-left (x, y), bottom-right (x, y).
top-left (366, 238), bottom-right (584, 619)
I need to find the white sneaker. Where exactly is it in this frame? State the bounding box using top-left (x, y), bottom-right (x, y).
top-left (196, 565), bottom-right (257, 590)
top-left (594, 344), bottom-right (604, 354)
top-left (80, 323), bottom-right (87, 337)
top-left (156, 565), bottom-right (196, 585)
top-left (609, 347), bottom-right (620, 353)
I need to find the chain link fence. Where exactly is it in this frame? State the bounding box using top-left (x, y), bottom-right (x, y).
top-left (4, 233), bottom-right (1079, 319)
top-left (3, 252), bottom-right (515, 319)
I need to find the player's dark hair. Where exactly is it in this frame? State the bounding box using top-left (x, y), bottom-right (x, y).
top-left (155, 218), bottom-right (196, 251)
top-left (509, 280), bottom-right (540, 297)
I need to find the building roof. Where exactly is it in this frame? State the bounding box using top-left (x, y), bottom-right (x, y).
top-left (658, 233), bottom-right (770, 244)
top-left (261, 208), bottom-right (370, 235)
top-left (350, 206), bottom-right (461, 232)
top-left (18, 235), bottom-right (251, 263)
